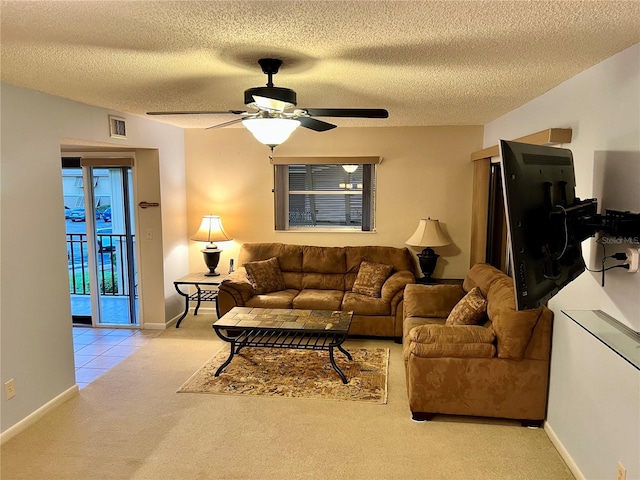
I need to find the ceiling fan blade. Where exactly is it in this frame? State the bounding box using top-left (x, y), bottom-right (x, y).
top-left (252, 95), bottom-right (289, 112)
top-left (302, 108), bottom-right (389, 118)
top-left (297, 117), bottom-right (337, 132)
top-left (146, 110), bottom-right (247, 116)
top-left (205, 117), bottom-right (250, 130)
top-left (245, 87), bottom-right (297, 109)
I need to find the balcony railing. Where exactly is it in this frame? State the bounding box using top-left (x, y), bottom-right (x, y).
top-left (66, 233), bottom-right (134, 296)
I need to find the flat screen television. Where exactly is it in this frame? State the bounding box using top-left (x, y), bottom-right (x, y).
top-left (499, 140), bottom-right (596, 310)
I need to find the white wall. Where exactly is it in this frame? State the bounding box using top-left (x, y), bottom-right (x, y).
top-left (0, 83), bottom-right (188, 433)
top-left (483, 44), bottom-right (640, 480)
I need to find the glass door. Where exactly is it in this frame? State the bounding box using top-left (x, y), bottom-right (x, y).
top-left (63, 158), bottom-right (138, 326)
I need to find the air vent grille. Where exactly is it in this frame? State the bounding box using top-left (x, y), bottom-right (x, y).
top-left (109, 115), bottom-right (127, 139)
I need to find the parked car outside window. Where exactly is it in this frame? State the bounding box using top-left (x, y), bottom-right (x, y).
top-left (69, 208), bottom-right (86, 222)
top-left (97, 228), bottom-right (115, 253)
top-left (102, 208), bottom-right (112, 222)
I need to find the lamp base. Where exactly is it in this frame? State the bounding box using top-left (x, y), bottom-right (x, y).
top-left (417, 247), bottom-right (439, 283)
top-left (202, 248), bottom-right (222, 277)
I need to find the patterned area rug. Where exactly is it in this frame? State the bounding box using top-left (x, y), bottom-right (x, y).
top-left (178, 346), bottom-right (389, 404)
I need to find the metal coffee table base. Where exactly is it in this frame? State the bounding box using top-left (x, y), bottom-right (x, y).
top-left (213, 328), bottom-right (353, 384)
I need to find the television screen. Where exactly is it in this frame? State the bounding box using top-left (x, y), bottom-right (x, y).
top-left (499, 140), bottom-right (593, 310)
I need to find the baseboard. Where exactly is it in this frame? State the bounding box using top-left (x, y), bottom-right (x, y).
top-left (544, 421), bottom-right (585, 480)
top-left (165, 316), bottom-right (178, 328)
top-left (0, 384), bottom-right (79, 445)
top-left (163, 307), bottom-right (218, 329)
top-left (143, 322), bottom-right (169, 330)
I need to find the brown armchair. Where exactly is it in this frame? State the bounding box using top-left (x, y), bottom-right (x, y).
top-left (402, 264), bottom-right (553, 426)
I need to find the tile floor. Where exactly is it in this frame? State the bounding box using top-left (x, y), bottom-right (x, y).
top-left (73, 326), bottom-right (161, 388)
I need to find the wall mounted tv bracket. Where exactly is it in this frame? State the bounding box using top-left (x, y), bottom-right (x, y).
top-left (550, 201), bottom-right (640, 244)
top-left (547, 194), bottom-right (640, 278)
top-left (590, 209), bottom-right (640, 240)
top-left (544, 178), bottom-right (640, 246)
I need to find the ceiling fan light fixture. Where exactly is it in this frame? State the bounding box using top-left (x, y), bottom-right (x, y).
top-left (242, 117), bottom-right (301, 147)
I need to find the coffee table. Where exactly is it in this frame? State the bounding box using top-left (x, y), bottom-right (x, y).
top-left (212, 307), bottom-right (354, 383)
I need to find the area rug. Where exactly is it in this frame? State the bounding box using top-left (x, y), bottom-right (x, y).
top-left (178, 346), bottom-right (389, 404)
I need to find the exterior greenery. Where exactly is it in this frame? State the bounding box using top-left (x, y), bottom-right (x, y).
top-left (69, 271), bottom-right (118, 294)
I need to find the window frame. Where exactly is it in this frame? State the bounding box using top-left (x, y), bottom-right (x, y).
top-left (273, 160), bottom-right (377, 232)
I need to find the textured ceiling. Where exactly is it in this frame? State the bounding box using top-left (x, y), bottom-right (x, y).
top-left (1, 1), bottom-right (639, 129)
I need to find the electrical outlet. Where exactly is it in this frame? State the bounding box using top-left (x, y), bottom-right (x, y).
top-left (617, 461), bottom-right (626, 480)
top-left (624, 248), bottom-right (639, 273)
top-left (4, 379), bottom-right (16, 400)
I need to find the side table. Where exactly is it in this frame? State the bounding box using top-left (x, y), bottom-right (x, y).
top-left (173, 273), bottom-right (228, 328)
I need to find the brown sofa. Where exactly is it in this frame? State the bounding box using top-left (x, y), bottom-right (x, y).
top-left (403, 263), bottom-right (553, 425)
top-left (218, 242), bottom-right (417, 337)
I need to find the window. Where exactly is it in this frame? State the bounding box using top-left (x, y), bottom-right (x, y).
top-left (274, 163), bottom-right (376, 231)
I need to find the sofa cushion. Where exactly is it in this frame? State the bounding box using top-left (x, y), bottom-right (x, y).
top-left (409, 342), bottom-right (496, 359)
top-left (459, 264), bottom-right (545, 359)
top-left (486, 275), bottom-right (542, 360)
top-left (463, 263), bottom-right (505, 298)
top-left (352, 261), bottom-right (393, 297)
top-left (409, 324), bottom-right (495, 344)
top-left (245, 289), bottom-right (299, 309)
top-left (244, 257), bottom-right (286, 294)
top-left (302, 246), bottom-right (346, 273)
top-left (345, 246), bottom-right (415, 273)
top-left (239, 243), bottom-right (303, 272)
top-left (292, 289), bottom-right (344, 311)
top-left (403, 284), bottom-right (465, 319)
top-left (239, 243), bottom-right (303, 290)
top-left (406, 324), bottom-right (496, 360)
top-left (342, 292), bottom-right (391, 316)
top-left (445, 287), bottom-right (487, 326)
top-left (301, 272), bottom-right (345, 291)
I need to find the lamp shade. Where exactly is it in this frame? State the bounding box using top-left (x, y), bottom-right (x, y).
top-left (406, 218), bottom-right (450, 248)
top-left (191, 215), bottom-right (231, 277)
top-left (191, 215), bottom-right (232, 246)
top-left (242, 118), bottom-right (301, 147)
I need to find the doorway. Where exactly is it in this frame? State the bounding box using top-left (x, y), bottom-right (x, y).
top-left (62, 157), bottom-right (138, 326)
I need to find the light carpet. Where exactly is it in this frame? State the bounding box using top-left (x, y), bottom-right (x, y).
top-left (178, 345), bottom-right (389, 404)
top-left (1, 315), bottom-right (575, 480)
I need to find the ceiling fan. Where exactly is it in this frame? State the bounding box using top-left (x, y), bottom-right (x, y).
top-left (147, 58), bottom-right (389, 149)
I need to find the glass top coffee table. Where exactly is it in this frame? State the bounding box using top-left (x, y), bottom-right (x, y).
top-left (212, 307), bottom-right (354, 383)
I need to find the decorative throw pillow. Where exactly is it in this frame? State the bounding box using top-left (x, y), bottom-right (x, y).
top-left (244, 257), bottom-right (286, 294)
top-left (445, 287), bottom-right (488, 326)
top-left (352, 261), bottom-right (393, 298)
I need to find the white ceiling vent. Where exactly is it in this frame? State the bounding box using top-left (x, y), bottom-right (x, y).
top-left (109, 115), bottom-right (127, 139)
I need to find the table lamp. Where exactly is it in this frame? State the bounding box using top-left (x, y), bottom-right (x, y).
top-left (406, 218), bottom-right (451, 283)
top-left (191, 215), bottom-right (232, 276)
